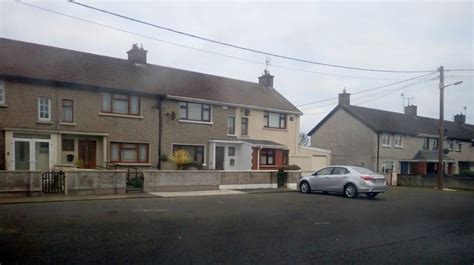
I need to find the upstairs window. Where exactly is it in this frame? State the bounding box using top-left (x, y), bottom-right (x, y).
top-left (179, 102), bottom-right (211, 122)
top-left (0, 80), bottom-right (4, 104)
top-left (241, 117), bottom-right (248, 135)
top-left (423, 138), bottom-right (430, 150)
top-left (101, 92), bottom-right (140, 115)
top-left (228, 116), bottom-right (235, 135)
top-left (456, 142), bottom-right (462, 152)
top-left (448, 141), bottom-right (454, 151)
top-left (431, 138), bottom-right (438, 150)
top-left (264, 112), bottom-right (286, 129)
top-left (61, 99), bottom-right (74, 123)
top-left (38, 97), bottom-right (51, 121)
top-left (382, 133), bottom-right (391, 146)
top-left (394, 134), bottom-right (403, 147)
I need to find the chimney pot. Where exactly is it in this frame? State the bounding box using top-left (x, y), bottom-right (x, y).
top-left (127, 43), bottom-right (148, 65)
top-left (258, 70), bottom-right (274, 88)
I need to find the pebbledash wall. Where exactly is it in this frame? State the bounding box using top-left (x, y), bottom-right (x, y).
top-left (398, 175), bottom-right (474, 191)
top-left (0, 170), bottom-right (301, 197)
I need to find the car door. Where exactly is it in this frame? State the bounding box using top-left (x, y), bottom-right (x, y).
top-left (326, 167), bottom-right (350, 191)
top-left (309, 167), bottom-right (333, 191)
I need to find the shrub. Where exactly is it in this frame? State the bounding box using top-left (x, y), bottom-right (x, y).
top-left (168, 150), bottom-right (192, 170)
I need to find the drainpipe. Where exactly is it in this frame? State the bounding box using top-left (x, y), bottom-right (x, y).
top-left (376, 132), bottom-right (380, 173)
top-left (157, 95), bottom-right (165, 169)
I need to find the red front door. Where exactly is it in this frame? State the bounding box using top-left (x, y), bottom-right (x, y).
top-left (78, 140), bottom-right (96, 169)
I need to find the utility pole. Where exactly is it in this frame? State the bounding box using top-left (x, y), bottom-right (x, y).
top-left (437, 66), bottom-right (444, 191)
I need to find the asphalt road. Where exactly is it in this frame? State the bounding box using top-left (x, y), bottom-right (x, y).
top-left (1, 187), bottom-right (473, 265)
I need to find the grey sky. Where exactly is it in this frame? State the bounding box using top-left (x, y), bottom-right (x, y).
top-left (1, 0), bottom-right (473, 133)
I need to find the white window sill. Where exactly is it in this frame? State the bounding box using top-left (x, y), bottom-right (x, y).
top-left (37, 120), bottom-right (53, 124)
top-left (179, 119), bottom-right (213, 125)
top-left (60, 122), bottom-right (77, 126)
top-left (382, 144), bottom-right (391, 148)
top-left (263, 127), bottom-right (287, 132)
top-left (394, 145), bottom-right (403, 149)
top-left (99, 112), bottom-right (143, 119)
top-left (227, 134), bottom-right (237, 137)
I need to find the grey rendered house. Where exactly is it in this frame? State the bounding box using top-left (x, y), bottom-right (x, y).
top-left (0, 38), bottom-right (325, 172)
top-left (308, 91), bottom-right (474, 175)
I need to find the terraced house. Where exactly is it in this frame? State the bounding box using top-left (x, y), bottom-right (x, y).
top-left (0, 38), bottom-right (328, 172)
top-left (308, 91), bottom-right (474, 175)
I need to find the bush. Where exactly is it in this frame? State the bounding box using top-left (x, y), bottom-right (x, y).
top-left (278, 164), bottom-right (301, 171)
top-left (168, 150), bottom-right (192, 170)
top-left (182, 162), bottom-right (204, 170)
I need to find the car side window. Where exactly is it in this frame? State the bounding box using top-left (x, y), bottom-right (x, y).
top-left (332, 167), bottom-right (349, 175)
top-left (315, 167), bottom-right (333, 176)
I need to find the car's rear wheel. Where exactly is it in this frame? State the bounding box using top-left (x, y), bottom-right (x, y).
top-left (366, 192), bottom-right (378, 199)
top-left (344, 184), bottom-right (358, 198)
top-left (300, 181), bottom-right (311, 194)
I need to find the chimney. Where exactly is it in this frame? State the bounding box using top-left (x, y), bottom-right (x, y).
top-left (127, 43), bottom-right (148, 65)
top-left (338, 89), bottom-right (350, 105)
top-left (454, 113), bottom-right (466, 124)
top-left (258, 70), bottom-right (274, 88)
top-left (404, 105), bottom-right (417, 116)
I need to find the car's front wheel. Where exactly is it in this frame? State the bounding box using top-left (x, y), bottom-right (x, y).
top-left (344, 184), bottom-right (358, 198)
top-left (299, 181), bottom-right (311, 194)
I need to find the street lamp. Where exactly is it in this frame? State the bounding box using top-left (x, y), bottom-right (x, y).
top-left (438, 66), bottom-right (463, 191)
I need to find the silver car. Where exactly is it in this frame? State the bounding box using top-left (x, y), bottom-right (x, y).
top-left (297, 166), bottom-right (388, 198)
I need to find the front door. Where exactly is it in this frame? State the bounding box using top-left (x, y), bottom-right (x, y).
top-left (215, 146), bottom-right (225, 170)
top-left (78, 140), bottom-right (96, 169)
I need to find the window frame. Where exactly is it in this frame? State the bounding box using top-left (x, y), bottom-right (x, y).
top-left (423, 138), bottom-right (430, 150)
top-left (394, 134), bottom-right (403, 147)
top-left (282, 150), bottom-right (289, 166)
top-left (228, 147), bottom-right (235, 156)
top-left (62, 139), bottom-right (75, 152)
top-left (382, 133), bottom-right (391, 147)
top-left (110, 142), bottom-right (149, 163)
top-left (179, 102), bottom-right (211, 122)
top-left (260, 149), bottom-right (275, 165)
top-left (0, 80), bottom-right (5, 105)
top-left (101, 92), bottom-right (141, 116)
top-left (455, 142), bottom-right (462, 152)
top-left (431, 138), bottom-right (438, 150)
top-left (264, 111), bottom-right (287, 129)
top-left (38, 97), bottom-right (51, 121)
top-left (227, 116), bottom-right (236, 135)
top-left (61, 98), bottom-right (75, 123)
top-left (241, 117), bottom-right (248, 135)
top-left (172, 144), bottom-right (206, 165)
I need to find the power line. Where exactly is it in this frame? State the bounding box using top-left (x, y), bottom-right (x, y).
top-left (69, 0), bottom-right (436, 74)
top-left (297, 71), bottom-right (437, 108)
top-left (445, 69), bottom-right (474, 72)
top-left (16, 1), bottom-right (406, 81)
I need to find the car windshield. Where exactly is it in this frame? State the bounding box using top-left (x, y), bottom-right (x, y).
top-left (352, 167), bottom-right (376, 175)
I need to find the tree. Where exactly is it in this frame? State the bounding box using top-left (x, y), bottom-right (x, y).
top-left (299, 132), bottom-right (310, 146)
top-left (168, 149), bottom-right (192, 170)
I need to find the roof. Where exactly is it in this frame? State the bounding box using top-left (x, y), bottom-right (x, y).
top-left (412, 150), bottom-right (454, 161)
top-left (0, 38), bottom-right (301, 114)
top-left (241, 139), bottom-right (286, 148)
top-left (308, 104), bottom-right (474, 141)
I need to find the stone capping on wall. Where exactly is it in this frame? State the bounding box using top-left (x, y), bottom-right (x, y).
top-left (398, 175), bottom-right (474, 191)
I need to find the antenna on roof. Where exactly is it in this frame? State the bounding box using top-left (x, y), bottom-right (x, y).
top-left (464, 106), bottom-right (467, 115)
top-left (407, 97), bottom-right (414, 106)
top-left (265, 57), bottom-right (271, 73)
top-left (401, 93), bottom-right (405, 108)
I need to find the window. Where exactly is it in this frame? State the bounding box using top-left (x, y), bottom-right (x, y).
top-left (260, 149), bottom-right (275, 165)
top-left (179, 102), bottom-right (211, 122)
top-left (264, 112), bottom-right (286, 129)
top-left (228, 147), bottom-right (235, 156)
top-left (456, 142), bottom-right (462, 152)
top-left (431, 138), bottom-right (438, 150)
top-left (62, 139), bottom-right (74, 151)
top-left (332, 167), bottom-right (349, 175)
top-left (101, 92), bottom-right (140, 115)
top-left (449, 141), bottom-right (454, 151)
top-left (382, 133), bottom-right (390, 146)
top-left (110, 142), bottom-right (149, 163)
top-left (38, 97), bottom-right (51, 121)
top-left (61, 99), bottom-right (74, 123)
top-left (0, 80), bottom-right (5, 104)
top-left (423, 138), bottom-right (430, 150)
top-left (315, 167), bottom-right (333, 175)
top-left (228, 116), bottom-right (235, 135)
top-left (382, 161), bottom-right (395, 174)
top-left (394, 135), bottom-right (402, 147)
top-left (172, 145), bottom-right (205, 165)
top-left (241, 117), bottom-right (248, 135)
top-left (282, 150), bottom-right (289, 165)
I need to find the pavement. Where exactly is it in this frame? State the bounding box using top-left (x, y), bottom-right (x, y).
top-left (0, 186), bottom-right (473, 264)
top-left (0, 188), bottom-right (295, 204)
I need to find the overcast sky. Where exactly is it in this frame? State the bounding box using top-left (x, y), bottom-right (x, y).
top-left (1, 0), bottom-right (473, 133)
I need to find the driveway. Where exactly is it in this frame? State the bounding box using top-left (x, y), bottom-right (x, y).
top-left (0, 187), bottom-right (473, 264)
